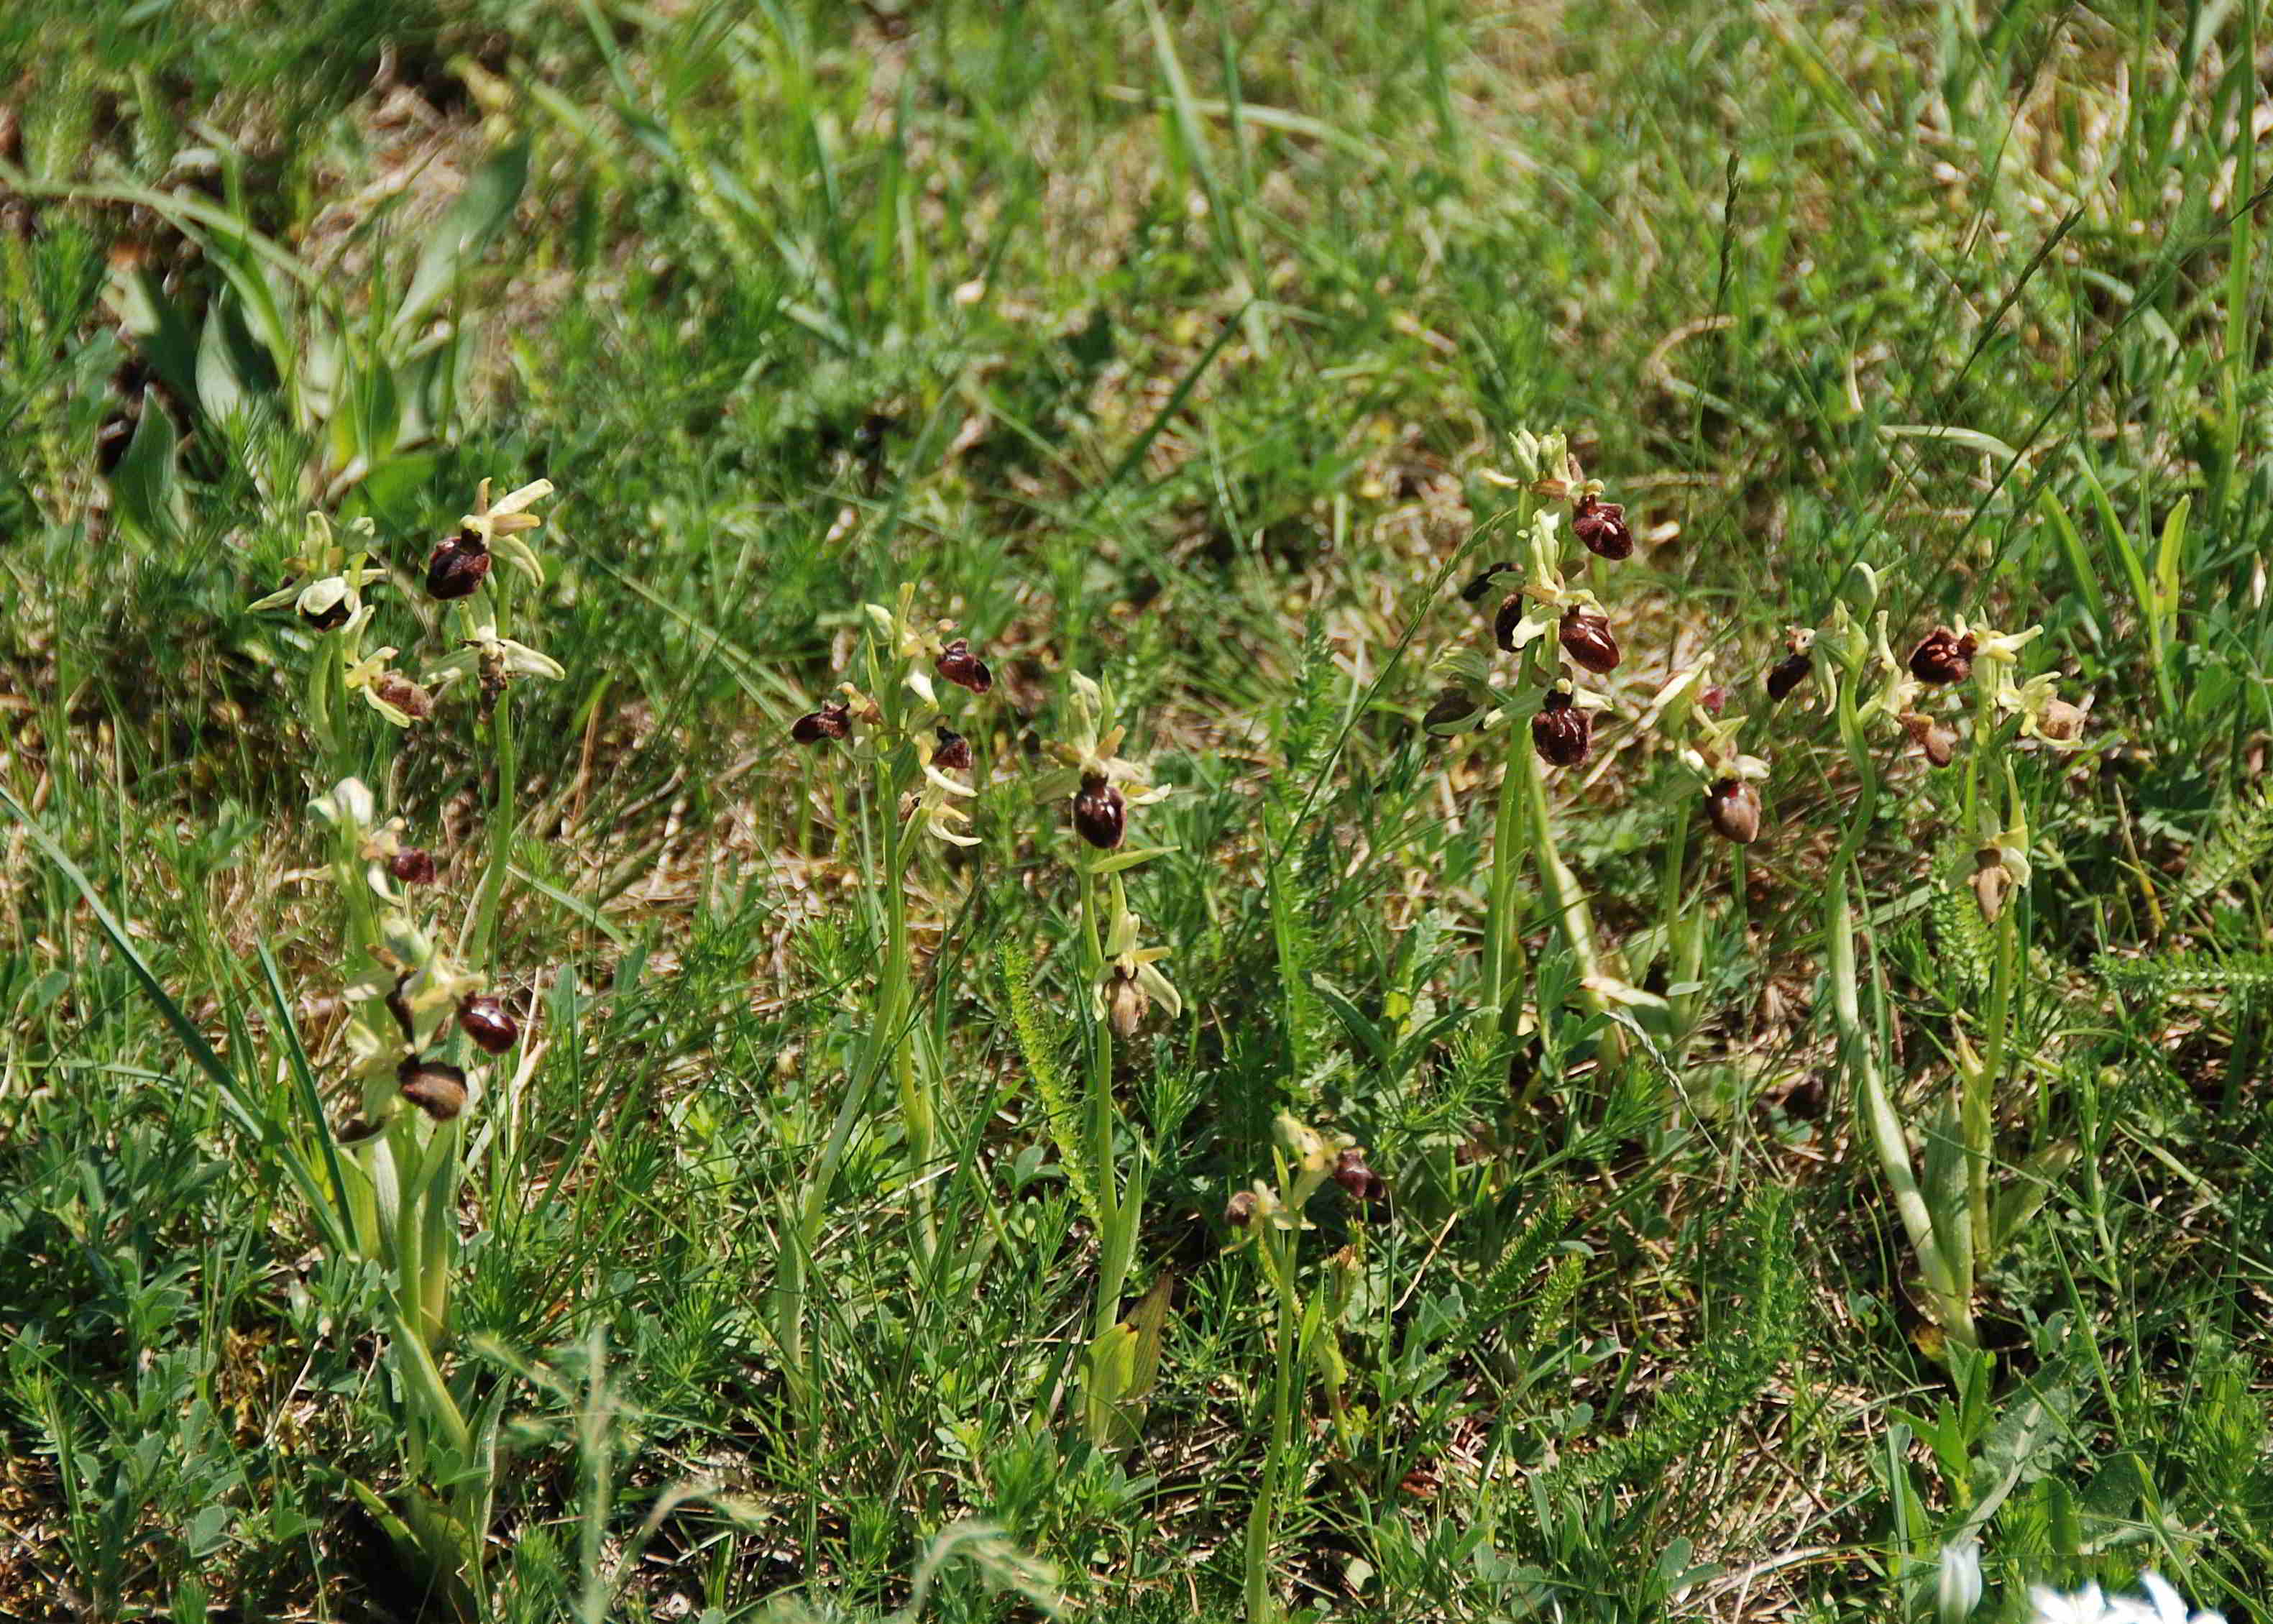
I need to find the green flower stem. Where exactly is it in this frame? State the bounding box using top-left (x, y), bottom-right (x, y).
top-left (1244, 1214), bottom-right (1300, 1624)
top-left (1830, 677), bottom-right (1978, 1349)
top-left (1962, 664), bottom-right (2013, 1265)
top-left (310, 633), bottom-right (345, 779)
top-left (1521, 736), bottom-right (1608, 991)
top-left (1661, 802), bottom-right (1705, 1058)
top-left (420, 1116), bottom-right (464, 1346)
top-left (881, 753), bottom-right (935, 1262)
top-left (777, 743), bottom-right (919, 1391)
top-left (1078, 861), bottom-right (1129, 1339)
top-left (1482, 723), bottom-right (1528, 1029)
top-left (472, 687), bottom-right (518, 973)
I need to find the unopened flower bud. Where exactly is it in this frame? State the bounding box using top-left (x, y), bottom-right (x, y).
top-left (935, 638), bottom-right (993, 694)
top-left (1460, 561), bottom-right (1515, 603)
top-left (1530, 690), bottom-right (1593, 767)
top-left (1558, 607), bottom-right (1620, 674)
top-left (1571, 495), bottom-right (1633, 560)
top-left (1423, 685), bottom-right (1481, 736)
top-left (1765, 651), bottom-right (1811, 701)
top-left (375, 672), bottom-right (434, 721)
top-left (1908, 628), bottom-right (1977, 685)
top-left (1901, 712), bottom-right (1958, 766)
top-left (398, 1056), bottom-right (469, 1121)
top-left (931, 724), bottom-right (973, 771)
top-left (1704, 778), bottom-right (1762, 844)
top-left (389, 846), bottom-right (437, 885)
top-left (457, 994), bottom-right (519, 1054)
top-left (1073, 774), bottom-right (1126, 849)
top-left (426, 528), bottom-right (491, 600)
top-left (791, 698), bottom-right (852, 744)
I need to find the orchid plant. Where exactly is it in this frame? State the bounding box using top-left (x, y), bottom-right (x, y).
top-left (1797, 564), bottom-right (2093, 1354)
top-left (778, 585), bottom-right (995, 1398)
top-left (242, 477), bottom-right (561, 1612)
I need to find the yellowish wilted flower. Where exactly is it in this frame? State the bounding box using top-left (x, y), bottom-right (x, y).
top-left (1996, 671), bottom-right (2090, 749)
top-left (1094, 879), bottom-right (1180, 1035)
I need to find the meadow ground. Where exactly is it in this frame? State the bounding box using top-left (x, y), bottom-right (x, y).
top-left (3, 1), bottom-right (2272, 1620)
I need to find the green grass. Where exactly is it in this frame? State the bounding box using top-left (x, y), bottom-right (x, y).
top-left (4, 1), bottom-right (2272, 1618)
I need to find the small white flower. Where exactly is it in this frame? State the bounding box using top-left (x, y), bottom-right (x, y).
top-left (310, 778), bottom-right (377, 833)
top-left (1937, 1540), bottom-right (1983, 1624)
top-left (2027, 1574), bottom-right (2223, 1624)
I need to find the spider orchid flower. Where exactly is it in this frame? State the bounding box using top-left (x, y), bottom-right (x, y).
top-left (910, 758), bottom-right (980, 847)
top-left (460, 477), bottom-right (555, 586)
top-left (865, 585), bottom-right (993, 712)
top-left (247, 513), bottom-right (385, 630)
top-left (1042, 671), bottom-right (1173, 813)
top-left (1675, 708), bottom-right (1769, 788)
top-left (343, 647), bottom-right (433, 728)
top-left (422, 620), bottom-right (566, 694)
top-left (1970, 771), bottom-right (2034, 919)
top-left (1491, 511), bottom-right (1605, 653)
